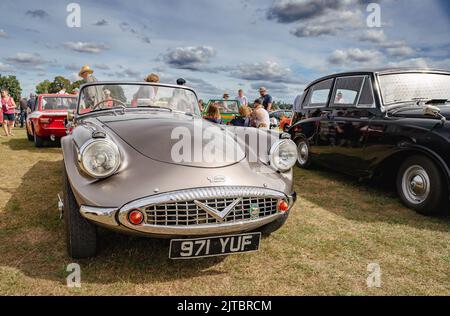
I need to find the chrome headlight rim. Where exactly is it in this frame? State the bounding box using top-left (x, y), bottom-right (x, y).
top-left (269, 139), bottom-right (298, 172)
top-left (79, 139), bottom-right (121, 179)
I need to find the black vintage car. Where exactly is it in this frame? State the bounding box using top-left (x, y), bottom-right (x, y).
top-left (288, 68), bottom-right (450, 216)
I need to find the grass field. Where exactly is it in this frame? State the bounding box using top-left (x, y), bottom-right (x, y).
top-left (0, 128), bottom-right (449, 295)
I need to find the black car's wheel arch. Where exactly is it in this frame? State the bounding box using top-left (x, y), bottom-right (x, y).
top-left (372, 146), bottom-right (450, 188)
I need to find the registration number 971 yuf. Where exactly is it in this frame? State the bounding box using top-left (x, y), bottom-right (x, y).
top-left (169, 233), bottom-right (261, 259)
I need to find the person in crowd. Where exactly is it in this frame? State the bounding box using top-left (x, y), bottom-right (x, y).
top-left (1, 89), bottom-right (17, 137)
top-left (58, 88), bottom-right (67, 94)
top-left (230, 105), bottom-right (252, 127)
top-left (177, 78), bottom-right (187, 86)
top-left (132, 73), bottom-right (160, 107)
top-left (223, 93), bottom-right (230, 100)
top-left (19, 97), bottom-right (28, 128)
top-left (72, 88), bottom-right (80, 96)
top-left (236, 89), bottom-right (248, 106)
top-left (335, 91), bottom-right (345, 104)
top-left (27, 93), bottom-right (36, 112)
top-left (258, 87), bottom-right (273, 112)
top-left (251, 99), bottom-right (270, 130)
top-left (104, 89), bottom-right (114, 108)
top-left (204, 103), bottom-right (223, 124)
top-left (79, 65), bottom-right (103, 108)
top-left (198, 99), bottom-right (204, 112)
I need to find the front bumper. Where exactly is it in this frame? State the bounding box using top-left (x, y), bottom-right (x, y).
top-left (79, 187), bottom-right (297, 238)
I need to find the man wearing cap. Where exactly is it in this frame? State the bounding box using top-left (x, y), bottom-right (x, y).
top-left (79, 65), bottom-right (103, 108)
top-left (258, 87), bottom-right (273, 112)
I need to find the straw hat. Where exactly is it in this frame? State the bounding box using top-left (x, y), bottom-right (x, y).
top-left (78, 65), bottom-right (94, 77)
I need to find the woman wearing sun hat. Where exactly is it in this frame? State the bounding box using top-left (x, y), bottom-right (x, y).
top-left (78, 65), bottom-right (103, 109)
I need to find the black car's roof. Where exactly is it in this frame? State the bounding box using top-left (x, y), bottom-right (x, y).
top-left (306, 67), bottom-right (450, 90)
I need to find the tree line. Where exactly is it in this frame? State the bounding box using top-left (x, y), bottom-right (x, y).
top-left (36, 76), bottom-right (84, 95)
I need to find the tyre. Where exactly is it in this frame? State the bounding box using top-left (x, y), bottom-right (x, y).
top-left (34, 132), bottom-right (45, 148)
top-left (397, 155), bottom-right (448, 216)
top-left (27, 131), bottom-right (33, 141)
top-left (63, 166), bottom-right (98, 259)
top-left (259, 213), bottom-right (289, 237)
top-left (295, 137), bottom-right (312, 169)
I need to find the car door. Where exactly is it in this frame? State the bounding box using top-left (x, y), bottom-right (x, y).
top-left (326, 75), bottom-right (378, 177)
top-left (302, 78), bottom-right (335, 166)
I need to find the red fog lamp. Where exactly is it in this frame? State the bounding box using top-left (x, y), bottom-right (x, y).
top-left (128, 209), bottom-right (144, 225)
top-left (277, 199), bottom-right (290, 212)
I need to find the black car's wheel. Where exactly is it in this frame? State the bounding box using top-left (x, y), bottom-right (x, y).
top-left (295, 138), bottom-right (312, 169)
top-left (259, 213), bottom-right (289, 237)
top-left (34, 132), bottom-right (45, 148)
top-left (63, 167), bottom-right (98, 259)
top-left (397, 155), bottom-right (448, 216)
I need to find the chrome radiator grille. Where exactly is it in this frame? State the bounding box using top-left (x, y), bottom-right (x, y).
top-left (145, 197), bottom-right (278, 226)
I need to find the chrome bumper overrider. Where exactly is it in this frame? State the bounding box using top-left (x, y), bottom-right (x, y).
top-left (80, 187), bottom-right (296, 237)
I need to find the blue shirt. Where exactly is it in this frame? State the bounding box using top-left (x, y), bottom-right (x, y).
top-left (260, 94), bottom-right (273, 110)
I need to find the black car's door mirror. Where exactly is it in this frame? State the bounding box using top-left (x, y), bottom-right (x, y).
top-left (283, 124), bottom-right (291, 132)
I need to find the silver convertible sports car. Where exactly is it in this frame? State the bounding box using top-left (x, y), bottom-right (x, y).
top-left (61, 83), bottom-right (298, 259)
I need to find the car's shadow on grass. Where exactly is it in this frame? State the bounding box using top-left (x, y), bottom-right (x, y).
top-left (295, 166), bottom-right (450, 231)
top-left (0, 160), bottom-right (226, 287)
top-left (3, 136), bottom-right (61, 153)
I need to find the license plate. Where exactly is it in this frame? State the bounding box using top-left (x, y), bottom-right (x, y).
top-left (169, 233), bottom-right (261, 260)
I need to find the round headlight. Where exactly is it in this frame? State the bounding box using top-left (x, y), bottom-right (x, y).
top-left (80, 140), bottom-right (121, 179)
top-left (269, 140), bottom-right (298, 172)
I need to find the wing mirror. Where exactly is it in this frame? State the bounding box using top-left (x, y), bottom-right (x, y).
top-left (423, 105), bottom-right (441, 117)
top-left (67, 110), bottom-right (75, 122)
top-left (283, 124), bottom-right (291, 132)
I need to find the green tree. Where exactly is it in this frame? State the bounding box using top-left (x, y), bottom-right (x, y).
top-left (36, 80), bottom-right (51, 94)
top-left (0, 75), bottom-right (22, 102)
top-left (48, 76), bottom-right (71, 93)
top-left (69, 80), bottom-right (84, 93)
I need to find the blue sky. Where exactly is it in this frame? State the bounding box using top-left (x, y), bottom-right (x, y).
top-left (0, 0), bottom-right (450, 102)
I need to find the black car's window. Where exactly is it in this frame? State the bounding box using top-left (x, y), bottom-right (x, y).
top-left (358, 77), bottom-right (375, 107)
top-left (306, 79), bottom-right (333, 108)
top-left (331, 76), bottom-right (365, 107)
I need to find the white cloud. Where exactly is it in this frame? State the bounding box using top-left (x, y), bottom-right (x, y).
top-left (64, 42), bottom-right (109, 54)
top-left (290, 9), bottom-right (364, 37)
top-left (359, 30), bottom-right (388, 44)
top-left (386, 46), bottom-right (416, 57)
top-left (164, 46), bottom-right (217, 71)
top-left (328, 48), bottom-right (383, 65)
top-left (0, 63), bottom-right (14, 72)
top-left (230, 61), bottom-right (303, 84)
top-left (5, 52), bottom-right (45, 66)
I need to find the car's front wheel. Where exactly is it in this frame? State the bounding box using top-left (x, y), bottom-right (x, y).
top-left (397, 155), bottom-right (448, 216)
top-left (295, 137), bottom-right (312, 169)
top-left (63, 166), bottom-right (98, 259)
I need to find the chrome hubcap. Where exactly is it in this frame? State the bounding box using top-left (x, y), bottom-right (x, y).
top-left (402, 165), bottom-right (430, 205)
top-left (297, 142), bottom-right (309, 165)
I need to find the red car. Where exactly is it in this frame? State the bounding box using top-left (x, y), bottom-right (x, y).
top-left (26, 94), bottom-right (77, 147)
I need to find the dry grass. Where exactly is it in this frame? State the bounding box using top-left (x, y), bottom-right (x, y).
top-left (0, 129), bottom-right (449, 296)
